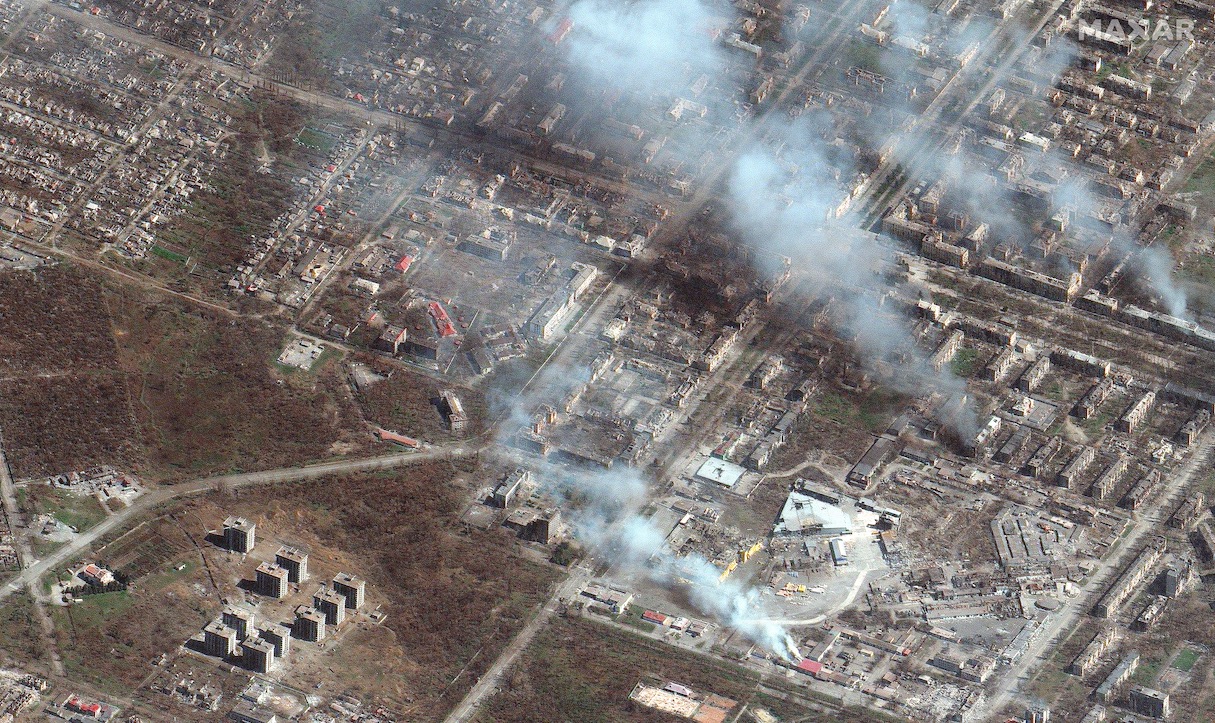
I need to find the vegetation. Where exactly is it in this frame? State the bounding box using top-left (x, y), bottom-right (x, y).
top-left (950, 348), bottom-right (981, 378)
top-left (108, 287), bottom-right (367, 480)
top-left (0, 593), bottom-right (47, 664)
top-left (1172, 648), bottom-right (1200, 672)
top-left (20, 486), bottom-right (108, 532)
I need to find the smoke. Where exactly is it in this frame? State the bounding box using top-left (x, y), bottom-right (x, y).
top-left (727, 120), bottom-right (978, 434)
top-left (552, 464), bottom-right (800, 660)
top-left (563, 0), bottom-right (726, 94)
top-left (486, 354), bottom-right (803, 657)
top-left (1052, 174), bottom-right (1189, 318)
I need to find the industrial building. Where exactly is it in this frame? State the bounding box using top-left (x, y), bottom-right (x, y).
top-left (274, 546), bottom-right (309, 583)
top-left (694, 457), bottom-right (747, 488)
top-left (223, 517), bottom-right (256, 553)
top-left (332, 573), bottom-right (366, 610)
top-left (293, 606), bottom-right (326, 642)
top-left (255, 562), bottom-right (290, 599)
top-left (772, 490), bottom-right (853, 537)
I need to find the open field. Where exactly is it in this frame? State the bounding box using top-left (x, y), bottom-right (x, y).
top-left (107, 285), bottom-right (370, 480)
top-left (0, 266), bottom-right (144, 477)
top-left (354, 359), bottom-right (488, 441)
top-left (20, 486), bottom-right (108, 532)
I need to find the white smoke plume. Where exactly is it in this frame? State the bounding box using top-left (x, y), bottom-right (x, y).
top-left (554, 464), bottom-right (801, 660)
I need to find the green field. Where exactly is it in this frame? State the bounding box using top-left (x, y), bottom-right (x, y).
top-left (150, 245), bottom-right (187, 263)
top-left (951, 348), bottom-right (980, 378)
top-left (20, 485), bottom-right (107, 532)
top-left (1172, 648), bottom-right (1200, 672)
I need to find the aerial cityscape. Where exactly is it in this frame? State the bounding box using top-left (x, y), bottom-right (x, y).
top-left (0, 0), bottom-right (1214, 721)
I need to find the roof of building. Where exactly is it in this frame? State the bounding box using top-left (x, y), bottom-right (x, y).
top-left (694, 457), bottom-right (747, 488)
top-left (773, 491), bottom-right (853, 535)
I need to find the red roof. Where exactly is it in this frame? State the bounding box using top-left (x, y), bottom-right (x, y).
top-left (641, 610), bottom-right (667, 624)
top-left (548, 18), bottom-right (573, 44)
top-left (796, 659), bottom-right (822, 675)
top-left (377, 429), bottom-right (419, 448)
top-left (394, 255), bottom-right (414, 273)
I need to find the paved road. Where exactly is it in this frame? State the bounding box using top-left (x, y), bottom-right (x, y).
top-left (443, 565), bottom-right (593, 723)
top-left (0, 444), bottom-right (475, 602)
top-left (982, 434), bottom-right (1215, 717)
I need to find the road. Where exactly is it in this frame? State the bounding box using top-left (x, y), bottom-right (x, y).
top-left (442, 564), bottom-right (593, 723)
top-left (982, 434), bottom-right (1215, 717)
top-left (0, 444), bottom-right (476, 603)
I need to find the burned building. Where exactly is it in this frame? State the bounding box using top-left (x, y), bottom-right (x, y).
top-left (1093, 538), bottom-right (1165, 618)
top-left (1072, 379), bottom-right (1113, 420)
top-left (1117, 391), bottom-right (1155, 433)
top-left (1089, 455), bottom-right (1129, 500)
top-left (1168, 492), bottom-right (1205, 530)
top-left (1018, 356), bottom-right (1051, 392)
top-left (1024, 437), bottom-right (1062, 478)
top-left (1069, 625), bottom-right (1116, 676)
top-left (1057, 446), bottom-right (1096, 488)
top-left (1119, 469), bottom-right (1161, 510)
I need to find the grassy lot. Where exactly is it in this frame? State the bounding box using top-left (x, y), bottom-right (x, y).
top-left (1184, 156), bottom-right (1215, 196)
top-left (298, 127), bottom-right (337, 152)
top-left (1133, 655), bottom-right (1162, 686)
top-left (1172, 648), bottom-right (1200, 672)
top-left (1080, 409), bottom-right (1113, 437)
top-left (951, 348), bottom-right (980, 378)
top-left (20, 485), bottom-right (107, 531)
top-left (812, 390), bottom-right (900, 433)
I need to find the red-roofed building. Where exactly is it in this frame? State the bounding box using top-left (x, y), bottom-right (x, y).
top-left (377, 429), bottom-right (419, 448)
top-left (641, 610), bottom-right (668, 625)
top-left (65, 696), bottom-right (104, 718)
top-left (796, 659), bottom-right (823, 676)
top-left (394, 255), bottom-right (414, 273)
